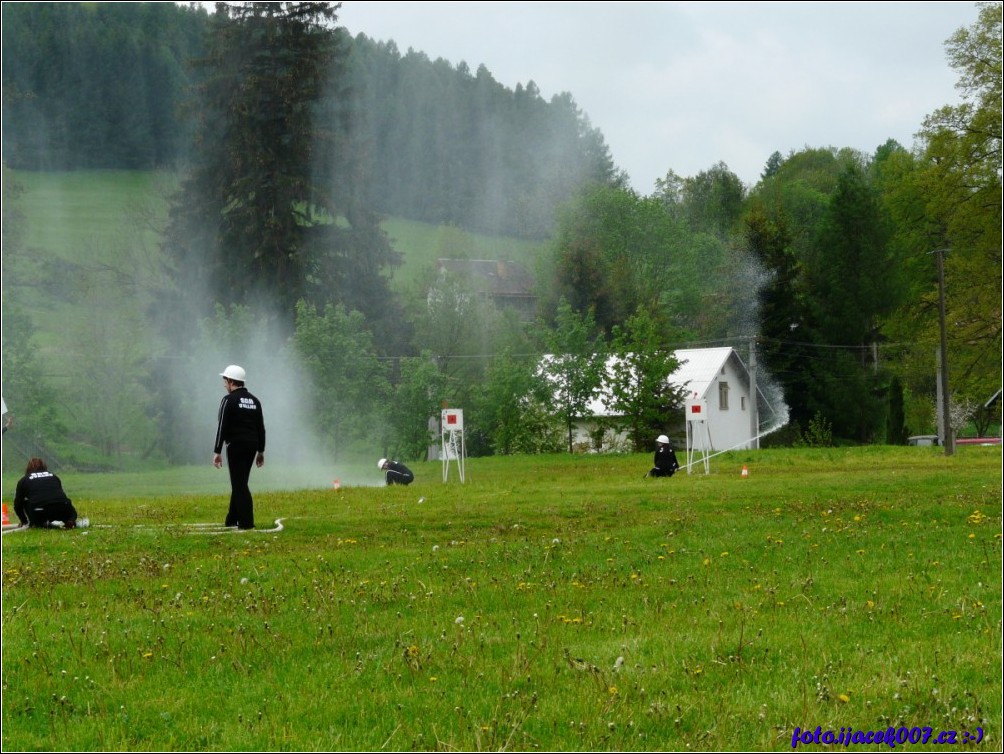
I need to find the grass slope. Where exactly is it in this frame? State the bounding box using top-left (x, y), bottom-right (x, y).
top-left (2, 447), bottom-right (1000, 751)
top-left (9, 169), bottom-right (544, 295)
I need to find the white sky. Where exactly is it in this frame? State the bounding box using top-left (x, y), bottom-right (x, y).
top-left (338, 1), bottom-right (978, 193)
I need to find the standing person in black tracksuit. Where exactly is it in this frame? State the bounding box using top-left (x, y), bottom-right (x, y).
top-left (14, 457), bottom-right (79, 528)
top-left (214, 365), bottom-right (266, 529)
top-left (378, 458), bottom-right (414, 486)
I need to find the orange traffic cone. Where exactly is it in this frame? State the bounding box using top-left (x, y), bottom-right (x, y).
top-left (2, 503), bottom-right (10, 525)
top-left (741, 465), bottom-right (749, 479)
top-left (332, 478), bottom-right (341, 490)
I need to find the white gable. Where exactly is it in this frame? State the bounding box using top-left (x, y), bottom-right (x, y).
top-left (583, 346), bottom-right (745, 417)
top-left (550, 346), bottom-right (758, 452)
top-left (672, 347), bottom-right (739, 403)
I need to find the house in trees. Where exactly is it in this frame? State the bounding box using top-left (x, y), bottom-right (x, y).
top-left (435, 259), bottom-right (537, 321)
top-left (571, 347), bottom-right (769, 453)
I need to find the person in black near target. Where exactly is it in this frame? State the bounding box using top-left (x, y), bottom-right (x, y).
top-left (378, 458), bottom-right (414, 486)
top-left (647, 434), bottom-right (680, 478)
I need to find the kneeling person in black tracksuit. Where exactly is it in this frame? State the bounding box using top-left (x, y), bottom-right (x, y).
top-left (378, 458), bottom-right (414, 486)
top-left (648, 434), bottom-right (680, 478)
top-left (14, 457), bottom-right (79, 528)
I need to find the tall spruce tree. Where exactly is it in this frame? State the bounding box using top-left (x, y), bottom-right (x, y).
top-left (160, 1), bottom-right (400, 334)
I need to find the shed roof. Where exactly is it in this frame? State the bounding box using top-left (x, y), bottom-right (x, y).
top-left (436, 259), bottom-right (535, 298)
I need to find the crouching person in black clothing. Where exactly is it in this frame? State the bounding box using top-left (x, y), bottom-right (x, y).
top-left (647, 434), bottom-right (680, 478)
top-left (378, 458), bottom-right (414, 486)
top-left (14, 458), bottom-right (79, 528)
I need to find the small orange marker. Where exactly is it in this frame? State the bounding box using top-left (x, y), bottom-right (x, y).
top-left (741, 465), bottom-right (748, 479)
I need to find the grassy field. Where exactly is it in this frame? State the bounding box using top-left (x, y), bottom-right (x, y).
top-left (2, 446), bottom-right (1000, 751)
top-left (8, 169), bottom-right (544, 300)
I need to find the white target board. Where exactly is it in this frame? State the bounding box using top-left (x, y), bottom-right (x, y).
top-left (684, 398), bottom-right (711, 475)
top-left (441, 409), bottom-right (467, 482)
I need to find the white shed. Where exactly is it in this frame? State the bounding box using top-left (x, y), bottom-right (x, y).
top-left (565, 346), bottom-right (761, 452)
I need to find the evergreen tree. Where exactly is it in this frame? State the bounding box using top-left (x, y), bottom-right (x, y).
top-left (161, 1), bottom-right (400, 332)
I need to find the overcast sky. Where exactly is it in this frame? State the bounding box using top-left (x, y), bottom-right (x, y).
top-left (338, 1), bottom-right (978, 193)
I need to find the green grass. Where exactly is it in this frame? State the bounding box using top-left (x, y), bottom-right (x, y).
top-left (2, 447), bottom-right (1000, 751)
top-left (13, 170), bottom-right (179, 260)
top-left (8, 169), bottom-right (544, 293)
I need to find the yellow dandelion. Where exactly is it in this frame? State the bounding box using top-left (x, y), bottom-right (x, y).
top-left (838, 693), bottom-right (850, 703)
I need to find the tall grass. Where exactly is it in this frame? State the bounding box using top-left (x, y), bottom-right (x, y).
top-left (2, 447), bottom-right (1000, 751)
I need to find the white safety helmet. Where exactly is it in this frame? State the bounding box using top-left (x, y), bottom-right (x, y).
top-left (220, 365), bottom-right (246, 382)
top-left (377, 458), bottom-right (388, 470)
top-left (656, 434), bottom-right (670, 445)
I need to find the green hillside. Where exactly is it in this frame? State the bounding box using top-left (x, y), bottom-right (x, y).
top-left (8, 169), bottom-right (545, 291)
top-left (5, 169), bottom-right (546, 347)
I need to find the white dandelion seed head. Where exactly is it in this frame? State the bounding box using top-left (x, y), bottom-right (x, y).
top-left (455, 616), bottom-right (464, 624)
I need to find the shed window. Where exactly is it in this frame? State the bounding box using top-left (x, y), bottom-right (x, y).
top-left (718, 381), bottom-right (729, 410)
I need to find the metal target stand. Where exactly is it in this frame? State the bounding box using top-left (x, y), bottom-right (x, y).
top-left (685, 397), bottom-right (712, 475)
top-left (441, 408), bottom-right (467, 482)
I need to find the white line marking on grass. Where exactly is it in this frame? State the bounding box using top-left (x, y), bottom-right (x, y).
top-left (3, 519), bottom-right (286, 535)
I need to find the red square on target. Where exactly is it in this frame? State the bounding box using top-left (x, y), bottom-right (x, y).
top-left (447, 414), bottom-right (457, 425)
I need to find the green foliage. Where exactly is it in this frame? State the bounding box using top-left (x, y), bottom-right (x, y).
top-left (548, 183), bottom-right (730, 337)
top-left (1, 2), bottom-right (207, 169)
top-left (162, 1), bottom-right (393, 323)
top-left (794, 412), bottom-right (834, 448)
top-left (291, 300), bottom-right (390, 455)
top-left (912, 2), bottom-right (1002, 412)
top-left (605, 308), bottom-right (684, 452)
top-left (655, 161), bottom-right (745, 239)
top-left (346, 39), bottom-right (623, 239)
top-left (384, 353), bottom-right (451, 462)
top-left (885, 375), bottom-right (908, 445)
top-left (0, 301), bottom-right (65, 459)
top-left (471, 349), bottom-right (563, 456)
top-left (1, 447), bottom-right (999, 750)
top-left (536, 301), bottom-right (608, 452)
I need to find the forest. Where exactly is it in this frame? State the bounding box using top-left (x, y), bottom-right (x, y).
top-left (1, 1), bottom-right (1000, 469)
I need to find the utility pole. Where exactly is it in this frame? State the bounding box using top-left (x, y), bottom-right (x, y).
top-left (749, 336), bottom-right (760, 449)
top-left (933, 248), bottom-right (955, 456)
